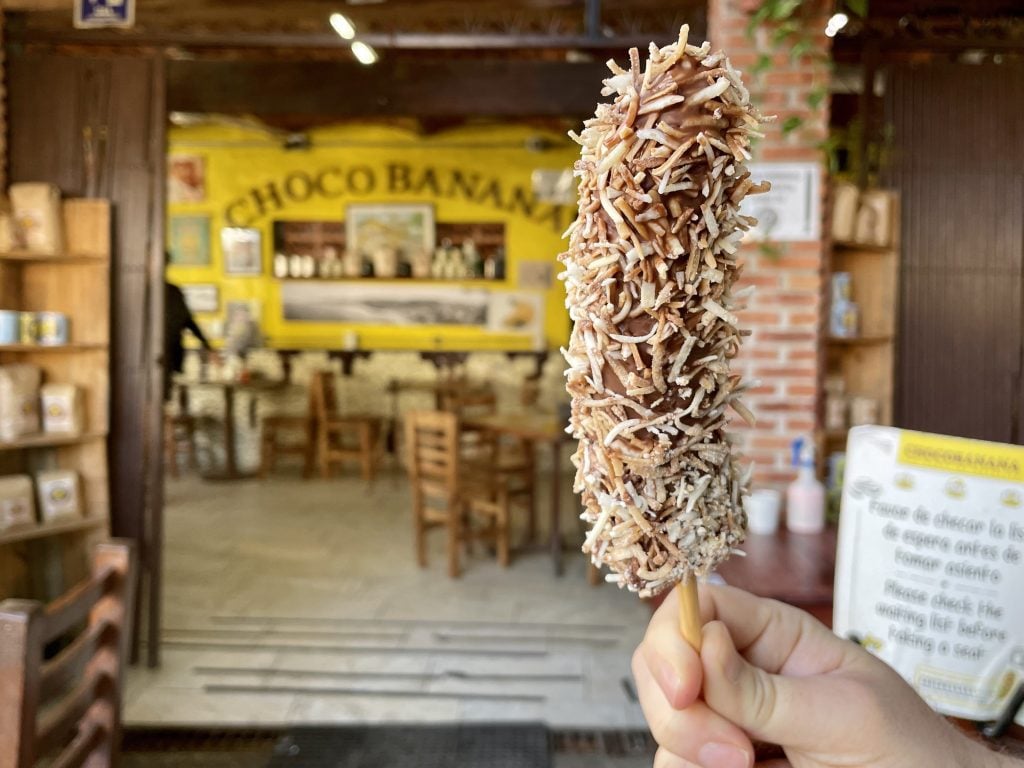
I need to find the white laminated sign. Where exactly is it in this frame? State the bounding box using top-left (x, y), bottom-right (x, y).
top-left (834, 426), bottom-right (1024, 725)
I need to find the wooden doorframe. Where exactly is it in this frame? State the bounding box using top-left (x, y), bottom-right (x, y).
top-left (141, 55), bottom-right (168, 669)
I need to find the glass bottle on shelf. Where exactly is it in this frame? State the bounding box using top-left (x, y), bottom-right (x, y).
top-left (492, 246), bottom-right (507, 280)
top-left (462, 238), bottom-right (482, 279)
top-left (288, 253), bottom-right (303, 278)
top-left (361, 254), bottom-right (375, 278)
top-left (431, 240), bottom-right (449, 279)
top-left (300, 254), bottom-right (316, 278)
top-left (396, 250), bottom-right (412, 278)
top-left (273, 252), bottom-right (289, 279)
top-left (322, 246), bottom-right (340, 279)
top-left (449, 240), bottom-right (468, 279)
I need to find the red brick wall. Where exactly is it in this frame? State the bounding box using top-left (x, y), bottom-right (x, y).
top-left (709, 0), bottom-right (832, 485)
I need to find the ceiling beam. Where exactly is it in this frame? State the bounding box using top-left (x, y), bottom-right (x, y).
top-left (166, 58), bottom-right (609, 119)
top-left (7, 26), bottom-right (673, 50)
top-left (0, 0), bottom-right (70, 9)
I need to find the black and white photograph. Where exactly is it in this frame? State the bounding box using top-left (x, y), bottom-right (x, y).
top-left (282, 282), bottom-right (489, 326)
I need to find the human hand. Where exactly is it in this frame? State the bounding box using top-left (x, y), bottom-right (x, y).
top-left (632, 583), bottom-right (1015, 768)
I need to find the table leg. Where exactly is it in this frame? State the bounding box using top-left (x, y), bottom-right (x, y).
top-left (525, 439), bottom-right (537, 544)
top-left (550, 439), bottom-right (563, 577)
top-left (223, 385), bottom-right (239, 479)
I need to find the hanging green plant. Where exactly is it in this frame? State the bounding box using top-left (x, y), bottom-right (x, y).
top-left (744, 0), bottom-right (870, 134)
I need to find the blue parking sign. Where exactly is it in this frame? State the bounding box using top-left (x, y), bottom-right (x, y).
top-left (74, 0), bottom-right (135, 29)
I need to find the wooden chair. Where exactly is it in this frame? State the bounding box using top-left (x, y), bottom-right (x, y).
top-left (163, 411), bottom-right (197, 478)
top-left (404, 410), bottom-right (510, 578)
top-left (0, 540), bottom-right (136, 768)
top-left (310, 371), bottom-right (382, 482)
top-left (260, 414), bottom-right (314, 478)
top-left (439, 386), bottom-right (538, 541)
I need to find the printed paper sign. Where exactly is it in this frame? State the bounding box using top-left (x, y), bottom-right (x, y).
top-left (74, 0), bottom-right (135, 29)
top-left (834, 426), bottom-right (1024, 724)
top-left (742, 161), bottom-right (821, 242)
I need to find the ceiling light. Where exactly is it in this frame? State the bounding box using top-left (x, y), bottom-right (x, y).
top-left (351, 40), bottom-right (379, 65)
top-left (825, 12), bottom-right (849, 37)
top-left (329, 12), bottom-right (356, 40)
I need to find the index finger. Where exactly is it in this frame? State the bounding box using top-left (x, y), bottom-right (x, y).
top-left (699, 583), bottom-right (855, 677)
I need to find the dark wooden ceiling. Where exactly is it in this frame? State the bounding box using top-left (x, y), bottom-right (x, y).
top-left (7, 0), bottom-right (706, 39)
top-left (6, 0), bottom-right (1023, 57)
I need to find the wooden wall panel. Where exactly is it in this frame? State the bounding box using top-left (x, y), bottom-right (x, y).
top-left (887, 63), bottom-right (1024, 443)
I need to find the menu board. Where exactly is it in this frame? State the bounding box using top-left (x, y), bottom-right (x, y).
top-left (834, 426), bottom-right (1024, 725)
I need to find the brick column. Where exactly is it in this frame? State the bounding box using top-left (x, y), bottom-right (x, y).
top-left (709, 0), bottom-right (832, 485)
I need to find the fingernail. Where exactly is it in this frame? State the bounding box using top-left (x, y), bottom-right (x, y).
top-left (697, 742), bottom-right (751, 768)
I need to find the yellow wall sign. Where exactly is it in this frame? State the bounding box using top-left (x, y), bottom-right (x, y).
top-left (166, 122), bottom-right (577, 351)
top-left (897, 430), bottom-right (1024, 483)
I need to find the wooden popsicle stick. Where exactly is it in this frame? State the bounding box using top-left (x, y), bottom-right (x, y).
top-left (676, 577), bottom-right (702, 652)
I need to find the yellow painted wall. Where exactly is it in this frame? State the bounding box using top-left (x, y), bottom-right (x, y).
top-left (166, 122), bottom-right (577, 351)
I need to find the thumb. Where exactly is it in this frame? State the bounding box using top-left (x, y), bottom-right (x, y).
top-left (701, 620), bottom-right (809, 747)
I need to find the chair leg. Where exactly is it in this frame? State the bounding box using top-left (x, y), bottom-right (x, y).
top-left (318, 424), bottom-right (330, 479)
top-left (414, 500), bottom-right (428, 568)
top-left (524, 442), bottom-right (537, 543)
top-left (302, 419), bottom-right (315, 479)
top-left (259, 429), bottom-right (273, 478)
top-left (497, 493), bottom-right (511, 568)
top-left (447, 500), bottom-right (462, 579)
top-left (165, 430), bottom-right (179, 479)
top-left (360, 423), bottom-right (374, 482)
top-left (185, 421), bottom-right (198, 470)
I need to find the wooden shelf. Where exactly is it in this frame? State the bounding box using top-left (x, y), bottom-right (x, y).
top-left (0, 251), bottom-right (107, 264)
top-left (0, 430), bottom-right (108, 452)
top-left (0, 517), bottom-right (106, 547)
top-left (0, 343), bottom-right (109, 353)
top-left (833, 240), bottom-right (896, 253)
top-left (826, 335), bottom-right (893, 346)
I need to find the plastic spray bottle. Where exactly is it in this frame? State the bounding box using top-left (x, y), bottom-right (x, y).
top-left (786, 437), bottom-right (826, 534)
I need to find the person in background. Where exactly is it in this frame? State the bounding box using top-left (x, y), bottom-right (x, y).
top-left (164, 279), bottom-right (212, 401)
top-left (633, 583), bottom-right (1022, 768)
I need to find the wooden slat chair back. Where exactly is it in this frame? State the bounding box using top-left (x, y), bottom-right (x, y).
top-left (437, 384), bottom-right (498, 420)
top-left (0, 540), bottom-right (136, 768)
top-left (439, 385), bottom-right (500, 465)
top-left (309, 370), bottom-right (380, 482)
top-left (438, 385), bottom-right (536, 540)
top-left (404, 410), bottom-right (509, 577)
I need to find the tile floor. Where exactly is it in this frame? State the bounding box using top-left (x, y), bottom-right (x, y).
top-left (126, 465), bottom-right (653, 730)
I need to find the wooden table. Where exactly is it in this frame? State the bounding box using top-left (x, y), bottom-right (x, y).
top-left (716, 526), bottom-right (837, 626)
top-left (463, 412), bottom-right (570, 575)
top-left (175, 378), bottom-right (288, 481)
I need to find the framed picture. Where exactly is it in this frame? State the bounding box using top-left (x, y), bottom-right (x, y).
top-left (180, 284), bottom-right (219, 314)
top-left (167, 155), bottom-right (206, 203)
top-left (282, 282), bottom-right (487, 327)
top-left (487, 292), bottom-right (543, 334)
top-left (222, 227), bottom-right (263, 275)
top-left (346, 203), bottom-right (435, 264)
top-left (168, 216), bottom-right (211, 266)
